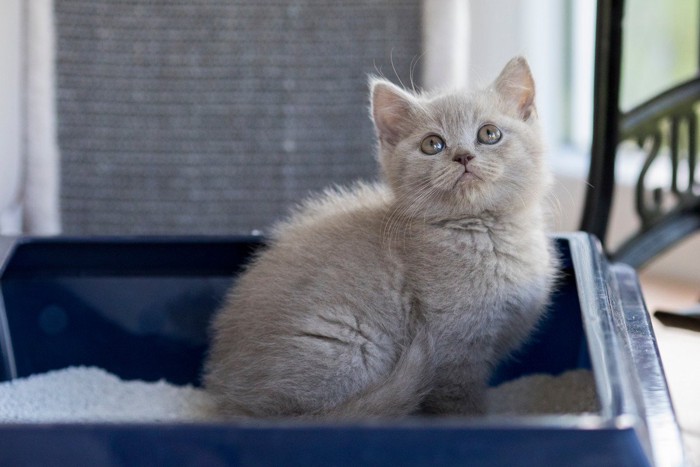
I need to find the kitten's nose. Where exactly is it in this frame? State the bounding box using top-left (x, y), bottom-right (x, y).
top-left (453, 153), bottom-right (475, 166)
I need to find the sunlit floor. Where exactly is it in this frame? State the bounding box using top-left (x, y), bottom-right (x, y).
top-left (639, 273), bottom-right (700, 465)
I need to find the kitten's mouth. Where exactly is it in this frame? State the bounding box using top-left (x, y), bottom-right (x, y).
top-left (460, 171), bottom-right (478, 181)
top-left (457, 168), bottom-right (482, 184)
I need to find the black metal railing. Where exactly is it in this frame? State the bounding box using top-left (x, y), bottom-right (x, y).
top-left (581, 0), bottom-right (700, 268)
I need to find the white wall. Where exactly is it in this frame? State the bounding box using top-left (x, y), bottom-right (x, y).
top-left (467, 0), bottom-right (569, 151)
top-left (0, 0), bottom-right (23, 233)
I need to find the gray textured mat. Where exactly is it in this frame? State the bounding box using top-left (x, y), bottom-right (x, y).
top-left (55, 1), bottom-right (422, 234)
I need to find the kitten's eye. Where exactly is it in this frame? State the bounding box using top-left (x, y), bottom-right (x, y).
top-left (420, 134), bottom-right (446, 155)
top-left (477, 124), bottom-right (502, 145)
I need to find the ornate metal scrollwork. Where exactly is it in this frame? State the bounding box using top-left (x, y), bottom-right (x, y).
top-left (634, 129), bottom-right (663, 226)
top-left (620, 78), bottom-right (700, 234)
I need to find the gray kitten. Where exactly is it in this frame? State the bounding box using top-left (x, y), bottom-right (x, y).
top-left (204, 57), bottom-right (558, 418)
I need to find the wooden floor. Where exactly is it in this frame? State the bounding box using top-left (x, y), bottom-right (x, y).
top-left (639, 272), bottom-right (700, 465)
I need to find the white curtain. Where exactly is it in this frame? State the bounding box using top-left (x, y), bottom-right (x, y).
top-left (421, 0), bottom-right (469, 90)
top-left (22, 0), bottom-right (61, 234)
top-left (0, 0), bottom-right (22, 234)
top-left (0, 0), bottom-right (61, 235)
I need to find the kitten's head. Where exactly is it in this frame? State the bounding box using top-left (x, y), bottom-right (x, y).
top-left (370, 56), bottom-right (549, 220)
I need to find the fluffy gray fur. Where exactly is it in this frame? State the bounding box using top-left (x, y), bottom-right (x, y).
top-left (204, 57), bottom-right (558, 418)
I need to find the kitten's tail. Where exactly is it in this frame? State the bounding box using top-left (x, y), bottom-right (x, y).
top-left (320, 328), bottom-right (434, 418)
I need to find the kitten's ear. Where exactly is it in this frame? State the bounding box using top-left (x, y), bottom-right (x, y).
top-left (370, 78), bottom-right (416, 146)
top-left (493, 56), bottom-right (536, 121)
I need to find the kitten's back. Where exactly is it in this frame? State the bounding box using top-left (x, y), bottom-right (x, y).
top-left (204, 183), bottom-right (424, 417)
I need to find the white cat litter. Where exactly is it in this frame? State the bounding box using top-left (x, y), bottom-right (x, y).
top-left (0, 367), bottom-right (598, 423)
top-left (0, 367), bottom-right (217, 423)
top-left (486, 369), bottom-right (599, 415)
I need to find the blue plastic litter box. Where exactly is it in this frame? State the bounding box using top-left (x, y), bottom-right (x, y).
top-left (0, 233), bottom-right (686, 466)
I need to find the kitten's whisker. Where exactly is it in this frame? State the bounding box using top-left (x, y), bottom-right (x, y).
top-left (544, 193), bottom-right (564, 230)
top-left (382, 177), bottom-right (439, 250)
top-left (389, 48), bottom-right (405, 90)
top-left (497, 178), bottom-right (529, 211)
top-left (409, 53), bottom-right (425, 94)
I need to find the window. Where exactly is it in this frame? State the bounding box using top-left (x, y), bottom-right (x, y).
top-left (621, 0), bottom-right (699, 111)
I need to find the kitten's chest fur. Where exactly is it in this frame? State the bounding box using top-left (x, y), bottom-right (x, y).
top-left (400, 215), bottom-right (554, 360)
